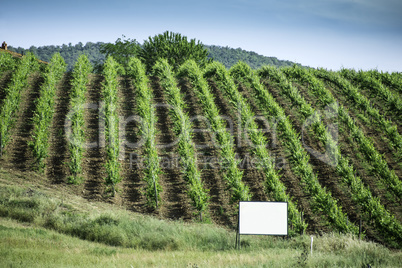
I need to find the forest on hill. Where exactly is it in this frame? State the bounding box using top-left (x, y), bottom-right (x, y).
top-left (8, 41), bottom-right (300, 71)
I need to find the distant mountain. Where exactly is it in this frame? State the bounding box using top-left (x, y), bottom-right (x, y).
top-left (206, 45), bottom-right (299, 69)
top-left (9, 42), bottom-right (302, 71)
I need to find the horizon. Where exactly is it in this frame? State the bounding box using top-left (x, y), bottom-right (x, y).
top-left (1, 0), bottom-right (401, 72)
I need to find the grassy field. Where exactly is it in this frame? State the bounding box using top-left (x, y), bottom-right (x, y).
top-left (1, 168), bottom-right (401, 267)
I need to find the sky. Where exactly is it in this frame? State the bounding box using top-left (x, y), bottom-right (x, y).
top-left (1, 0), bottom-right (401, 71)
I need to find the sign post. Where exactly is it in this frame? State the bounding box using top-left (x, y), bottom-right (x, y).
top-left (237, 201), bottom-right (288, 249)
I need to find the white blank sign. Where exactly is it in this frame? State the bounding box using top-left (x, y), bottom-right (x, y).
top-left (239, 201), bottom-right (288, 235)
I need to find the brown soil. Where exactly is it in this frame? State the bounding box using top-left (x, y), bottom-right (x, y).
top-left (294, 80), bottom-right (401, 219)
top-left (46, 73), bottom-right (71, 183)
top-left (81, 74), bottom-right (107, 201)
top-left (1, 72), bottom-right (42, 171)
top-left (323, 77), bottom-right (402, 137)
top-left (115, 76), bottom-right (148, 214)
top-left (149, 76), bottom-right (193, 221)
top-left (321, 80), bottom-right (402, 173)
top-left (179, 78), bottom-right (236, 227)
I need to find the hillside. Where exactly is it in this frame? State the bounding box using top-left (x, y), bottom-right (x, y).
top-left (8, 42), bottom-right (302, 71)
top-left (1, 170), bottom-right (401, 267)
top-left (0, 50), bottom-right (401, 251)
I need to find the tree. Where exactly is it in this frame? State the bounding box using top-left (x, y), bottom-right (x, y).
top-left (140, 31), bottom-right (211, 72)
top-left (100, 35), bottom-right (140, 73)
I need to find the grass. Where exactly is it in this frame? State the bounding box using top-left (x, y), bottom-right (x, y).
top-left (0, 168), bottom-right (401, 267)
top-left (1, 217), bottom-right (401, 268)
top-left (0, 217), bottom-right (296, 268)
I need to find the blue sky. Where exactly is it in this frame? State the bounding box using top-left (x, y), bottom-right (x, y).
top-left (1, 0), bottom-right (401, 71)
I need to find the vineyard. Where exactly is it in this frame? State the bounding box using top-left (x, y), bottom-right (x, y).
top-left (0, 49), bottom-right (401, 248)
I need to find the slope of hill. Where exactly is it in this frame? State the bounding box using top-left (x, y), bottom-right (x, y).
top-left (8, 42), bottom-right (302, 71)
top-left (0, 50), bottom-right (401, 251)
top-left (1, 169), bottom-right (401, 267)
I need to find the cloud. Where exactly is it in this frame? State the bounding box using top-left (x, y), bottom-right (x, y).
top-left (231, 0), bottom-right (402, 33)
top-left (298, 0), bottom-right (402, 29)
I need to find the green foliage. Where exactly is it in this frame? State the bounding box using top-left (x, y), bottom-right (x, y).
top-left (176, 59), bottom-right (250, 204)
top-left (101, 56), bottom-right (121, 194)
top-left (141, 31), bottom-right (211, 73)
top-left (207, 45), bottom-right (301, 69)
top-left (0, 52), bottom-right (39, 154)
top-left (0, 51), bottom-right (19, 72)
top-left (333, 69), bottom-right (402, 159)
top-left (100, 35), bottom-right (141, 74)
top-left (335, 144), bottom-right (402, 248)
top-left (204, 61), bottom-right (307, 235)
top-left (340, 68), bottom-right (402, 116)
top-left (250, 64), bottom-right (358, 235)
top-left (154, 59), bottom-right (210, 215)
top-left (367, 69), bottom-right (402, 94)
top-left (127, 58), bottom-right (162, 208)
top-left (311, 68), bottom-right (402, 199)
top-left (28, 53), bottom-right (66, 171)
top-left (66, 55), bottom-right (92, 184)
top-left (9, 39), bottom-right (303, 72)
top-left (263, 65), bottom-right (402, 246)
top-left (9, 42), bottom-right (105, 72)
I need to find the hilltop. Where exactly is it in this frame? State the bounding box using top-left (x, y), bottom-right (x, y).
top-left (8, 42), bottom-right (302, 71)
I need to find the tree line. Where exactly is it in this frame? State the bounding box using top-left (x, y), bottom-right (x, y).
top-left (8, 32), bottom-right (301, 71)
